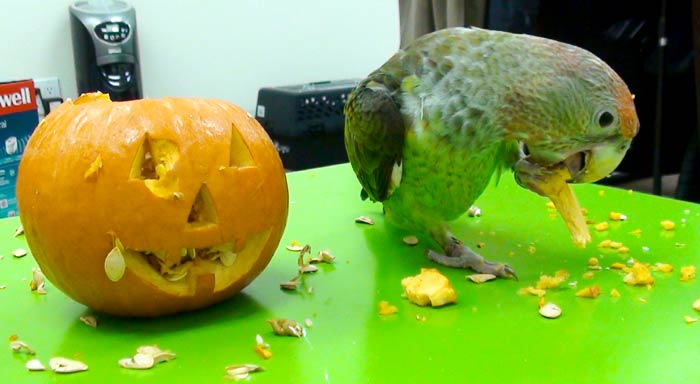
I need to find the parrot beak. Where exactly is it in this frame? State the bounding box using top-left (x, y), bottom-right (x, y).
top-left (564, 141), bottom-right (631, 183)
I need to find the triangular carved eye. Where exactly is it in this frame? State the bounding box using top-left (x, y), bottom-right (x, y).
top-left (130, 134), bottom-right (180, 199)
top-left (130, 134), bottom-right (179, 180)
top-left (130, 134), bottom-right (155, 179)
top-left (188, 184), bottom-right (218, 226)
top-left (230, 125), bottom-right (255, 167)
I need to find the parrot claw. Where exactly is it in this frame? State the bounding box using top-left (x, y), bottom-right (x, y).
top-left (426, 247), bottom-right (517, 280)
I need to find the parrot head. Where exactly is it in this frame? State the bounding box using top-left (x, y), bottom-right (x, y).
top-left (554, 85), bottom-right (638, 184)
top-left (500, 38), bottom-right (640, 184)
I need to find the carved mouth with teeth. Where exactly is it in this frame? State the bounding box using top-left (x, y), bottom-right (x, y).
top-left (113, 228), bottom-right (272, 296)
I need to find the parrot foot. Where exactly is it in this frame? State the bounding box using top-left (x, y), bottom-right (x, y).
top-left (426, 243), bottom-right (517, 280)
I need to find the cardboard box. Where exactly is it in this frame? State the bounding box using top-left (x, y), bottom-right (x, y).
top-left (0, 80), bottom-right (38, 217)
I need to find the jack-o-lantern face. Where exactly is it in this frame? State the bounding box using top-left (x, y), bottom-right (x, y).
top-left (16, 93), bottom-right (288, 317)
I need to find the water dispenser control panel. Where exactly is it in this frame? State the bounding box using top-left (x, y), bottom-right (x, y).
top-left (94, 21), bottom-right (130, 43)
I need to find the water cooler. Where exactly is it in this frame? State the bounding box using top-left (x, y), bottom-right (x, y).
top-left (69, 0), bottom-right (142, 100)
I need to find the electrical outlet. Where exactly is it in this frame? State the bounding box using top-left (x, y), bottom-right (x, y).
top-left (34, 77), bottom-right (62, 99)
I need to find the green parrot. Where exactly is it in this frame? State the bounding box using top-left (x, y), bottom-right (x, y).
top-left (344, 27), bottom-right (639, 278)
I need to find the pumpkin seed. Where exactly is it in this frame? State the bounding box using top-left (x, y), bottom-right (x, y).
top-left (10, 340), bottom-right (35, 355)
top-left (268, 318), bottom-right (305, 337)
top-left (467, 273), bottom-right (497, 283)
top-left (286, 244), bottom-right (306, 252)
top-left (296, 245), bottom-right (311, 264)
top-left (285, 240), bottom-right (304, 252)
top-left (12, 248), bottom-right (27, 258)
top-left (309, 249), bottom-right (335, 264)
top-left (402, 235), bottom-right (419, 246)
top-left (539, 303), bottom-right (562, 319)
top-left (104, 246), bottom-right (126, 282)
top-left (467, 205), bottom-right (482, 217)
top-left (279, 277), bottom-right (300, 290)
top-left (153, 350), bottom-right (176, 364)
top-left (354, 216), bottom-right (375, 225)
top-left (49, 357), bottom-right (88, 373)
top-left (220, 251), bottom-right (237, 267)
top-left (119, 353), bottom-right (155, 370)
top-left (25, 359), bottom-right (46, 371)
top-left (299, 264), bottom-right (318, 274)
top-left (136, 345), bottom-right (162, 356)
top-left (255, 334), bottom-right (266, 346)
top-left (225, 364), bottom-right (264, 381)
top-left (136, 345), bottom-right (176, 364)
top-left (120, 345), bottom-right (175, 369)
top-left (29, 267), bottom-right (46, 294)
top-left (13, 225), bottom-right (23, 237)
top-left (163, 262), bottom-right (190, 282)
top-left (79, 315), bottom-right (97, 328)
top-left (164, 270), bottom-right (188, 282)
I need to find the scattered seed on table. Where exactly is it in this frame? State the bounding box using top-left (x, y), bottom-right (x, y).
top-left (539, 303), bottom-right (562, 319)
top-left (12, 249), bottom-right (27, 258)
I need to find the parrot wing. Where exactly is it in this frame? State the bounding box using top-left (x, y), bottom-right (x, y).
top-left (344, 74), bottom-right (405, 202)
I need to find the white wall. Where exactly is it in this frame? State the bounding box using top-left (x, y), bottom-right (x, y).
top-left (1, 0), bottom-right (399, 113)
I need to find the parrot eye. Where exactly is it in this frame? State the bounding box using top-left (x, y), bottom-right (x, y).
top-left (596, 109), bottom-right (616, 128)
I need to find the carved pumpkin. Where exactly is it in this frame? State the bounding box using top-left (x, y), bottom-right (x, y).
top-left (16, 93), bottom-right (288, 317)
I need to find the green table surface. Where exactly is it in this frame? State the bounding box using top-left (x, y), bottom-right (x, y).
top-left (2, 163), bottom-right (700, 383)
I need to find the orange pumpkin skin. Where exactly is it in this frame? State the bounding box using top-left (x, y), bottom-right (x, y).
top-left (16, 93), bottom-right (288, 317)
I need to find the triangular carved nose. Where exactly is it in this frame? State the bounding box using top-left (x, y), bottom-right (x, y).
top-left (188, 184), bottom-right (218, 226)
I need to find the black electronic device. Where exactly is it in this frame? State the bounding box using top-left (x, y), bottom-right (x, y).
top-left (69, 0), bottom-right (142, 101)
top-left (255, 80), bottom-right (359, 170)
